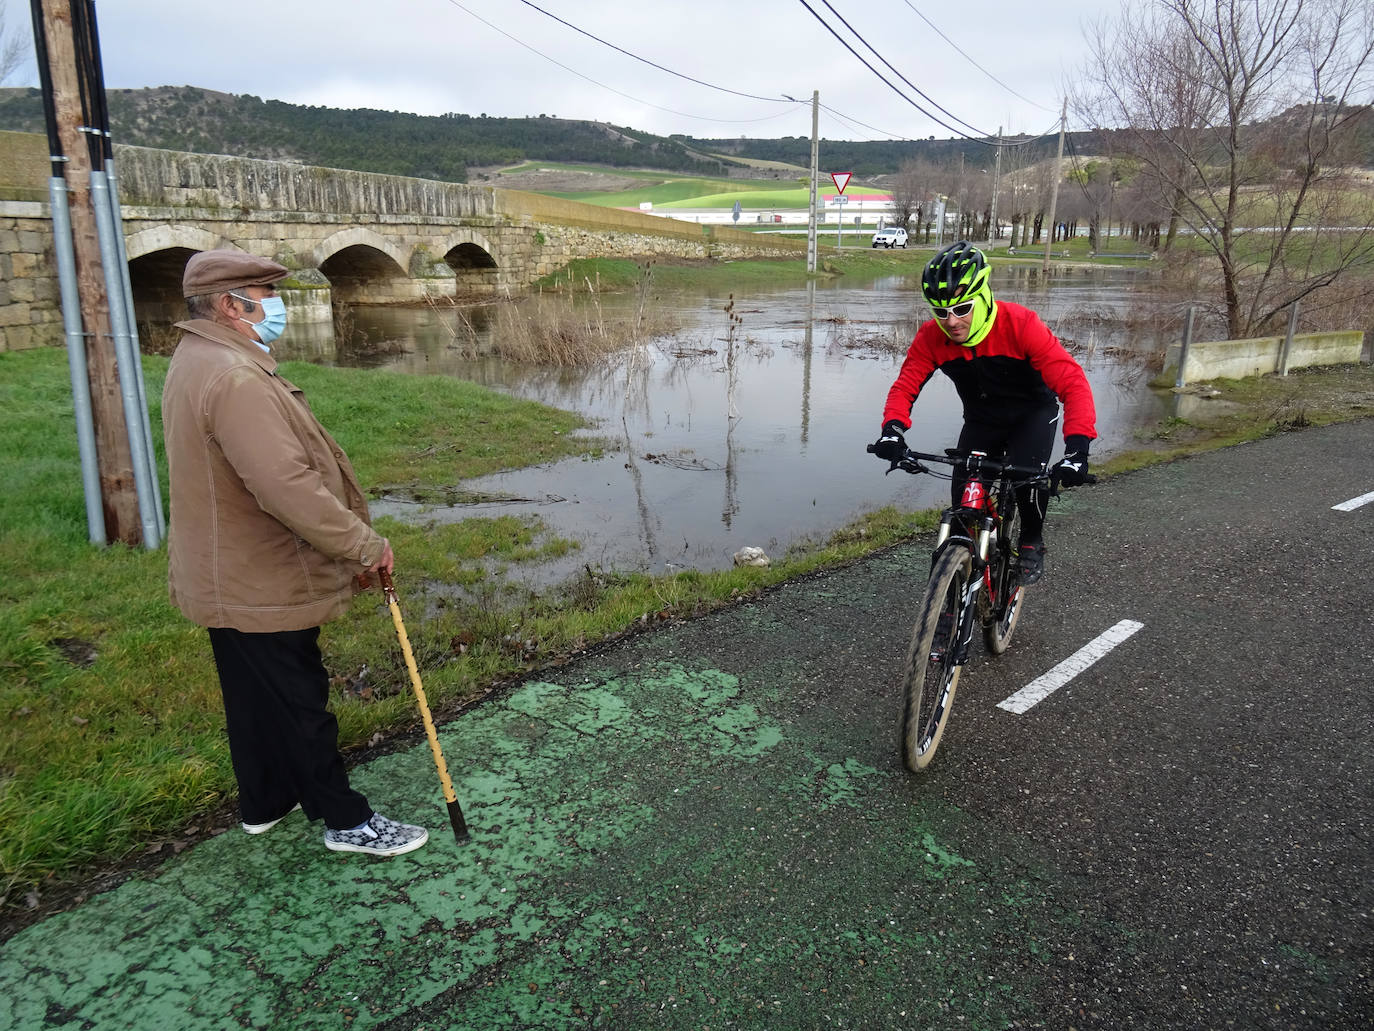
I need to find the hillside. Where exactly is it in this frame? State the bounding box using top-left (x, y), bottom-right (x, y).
top-left (0, 86), bottom-right (747, 183)
top-left (0, 85), bottom-right (1080, 185)
top-left (0, 86), bottom-right (1367, 189)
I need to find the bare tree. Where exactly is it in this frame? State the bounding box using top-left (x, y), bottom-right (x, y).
top-left (1074, 0), bottom-right (1374, 338)
top-left (887, 158), bottom-right (939, 231)
top-left (991, 140), bottom-right (1047, 247)
top-left (1, 1), bottom-right (30, 85)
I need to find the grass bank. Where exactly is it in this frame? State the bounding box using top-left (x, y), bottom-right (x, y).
top-left (0, 343), bottom-right (936, 917)
top-left (534, 249), bottom-right (927, 294)
top-left (2, 261), bottom-right (1369, 924)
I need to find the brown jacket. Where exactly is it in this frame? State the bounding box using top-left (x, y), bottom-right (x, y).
top-left (162, 319), bottom-right (386, 632)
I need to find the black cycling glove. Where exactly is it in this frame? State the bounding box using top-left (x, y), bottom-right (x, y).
top-left (1053, 434), bottom-right (1091, 487)
top-left (871, 420), bottom-right (907, 462)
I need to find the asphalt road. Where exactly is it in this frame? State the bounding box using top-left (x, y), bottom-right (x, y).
top-left (2, 421), bottom-right (1371, 1030)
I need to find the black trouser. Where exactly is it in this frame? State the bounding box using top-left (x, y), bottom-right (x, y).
top-left (208, 626), bottom-right (371, 831)
top-left (952, 403), bottom-right (1060, 546)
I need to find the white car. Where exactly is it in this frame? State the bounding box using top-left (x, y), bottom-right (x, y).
top-left (871, 227), bottom-right (908, 249)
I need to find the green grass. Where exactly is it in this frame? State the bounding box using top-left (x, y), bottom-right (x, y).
top-left (533, 250), bottom-right (930, 294)
top-left (495, 162), bottom-right (884, 210)
top-left (0, 350), bottom-right (603, 905)
top-left (3, 266), bottom-right (1369, 914)
top-left (0, 342), bottom-right (935, 910)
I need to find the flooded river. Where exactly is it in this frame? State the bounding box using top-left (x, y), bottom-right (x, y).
top-left (274, 265), bottom-right (1174, 585)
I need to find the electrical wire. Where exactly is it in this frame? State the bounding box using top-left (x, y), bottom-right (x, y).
top-left (439, 0), bottom-right (802, 126)
top-left (795, 0), bottom-right (999, 144)
top-left (1063, 133), bottom-right (1102, 208)
top-left (813, 0), bottom-right (991, 138)
top-left (447, 0), bottom-right (1052, 145)
top-left (514, 0), bottom-right (791, 105)
top-left (899, 0), bottom-right (1057, 114)
top-left (439, 0), bottom-right (802, 124)
top-left (819, 103), bottom-right (902, 141)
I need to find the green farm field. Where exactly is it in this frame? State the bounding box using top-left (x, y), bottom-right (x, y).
top-left (491, 161), bottom-right (886, 209)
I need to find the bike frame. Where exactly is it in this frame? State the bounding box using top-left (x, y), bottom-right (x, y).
top-left (929, 452), bottom-right (1020, 663)
top-left (868, 439), bottom-right (1087, 772)
top-left (884, 447), bottom-right (1049, 661)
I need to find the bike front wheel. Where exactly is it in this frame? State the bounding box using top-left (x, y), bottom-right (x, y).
top-left (900, 547), bottom-right (971, 772)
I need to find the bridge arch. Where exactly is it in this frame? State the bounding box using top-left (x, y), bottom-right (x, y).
top-left (435, 228), bottom-right (501, 296)
top-left (311, 229), bottom-right (412, 304)
top-left (124, 225), bottom-right (233, 333)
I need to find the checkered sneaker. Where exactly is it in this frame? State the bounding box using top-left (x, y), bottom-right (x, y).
top-left (324, 812), bottom-right (428, 857)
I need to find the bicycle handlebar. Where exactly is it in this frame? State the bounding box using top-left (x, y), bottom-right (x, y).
top-left (864, 443), bottom-right (1097, 491)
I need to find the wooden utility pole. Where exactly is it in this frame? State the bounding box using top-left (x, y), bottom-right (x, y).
top-left (40, 0), bottom-right (140, 544)
top-left (1042, 99), bottom-right (1067, 274)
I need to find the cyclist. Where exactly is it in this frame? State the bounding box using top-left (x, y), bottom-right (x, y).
top-left (871, 240), bottom-right (1096, 584)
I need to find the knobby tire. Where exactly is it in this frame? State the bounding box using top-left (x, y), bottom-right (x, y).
top-left (900, 547), bottom-right (971, 772)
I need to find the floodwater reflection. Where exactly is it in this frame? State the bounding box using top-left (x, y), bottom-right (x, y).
top-left (273, 266), bottom-right (1172, 585)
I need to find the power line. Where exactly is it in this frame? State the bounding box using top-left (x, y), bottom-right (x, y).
top-left (514, 0), bottom-right (790, 105)
top-left (819, 103), bottom-right (904, 141)
top-left (442, 0), bottom-right (807, 125)
top-left (814, 0), bottom-right (991, 138)
top-left (1063, 133), bottom-right (1100, 208)
top-left (820, 102), bottom-right (1062, 151)
top-left (898, 0), bottom-right (1057, 115)
top-left (794, 0), bottom-right (999, 145)
top-left (450, 0), bottom-right (1050, 145)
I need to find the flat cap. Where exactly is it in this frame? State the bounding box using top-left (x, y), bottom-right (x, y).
top-left (182, 249), bottom-right (289, 297)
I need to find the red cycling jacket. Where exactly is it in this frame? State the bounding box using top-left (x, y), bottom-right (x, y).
top-left (882, 300), bottom-right (1097, 441)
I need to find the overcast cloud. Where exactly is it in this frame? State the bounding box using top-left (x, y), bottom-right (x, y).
top-left (13, 0), bottom-right (1113, 142)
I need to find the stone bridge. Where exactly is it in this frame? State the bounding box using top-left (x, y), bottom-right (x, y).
top-left (0, 130), bottom-right (807, 351)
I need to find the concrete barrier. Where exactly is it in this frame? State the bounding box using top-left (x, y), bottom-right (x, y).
top-left (1161, 329), bottom-right (1365, 383)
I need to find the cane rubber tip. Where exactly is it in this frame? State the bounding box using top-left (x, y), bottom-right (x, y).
top-left (448, 801), bottom-right (470, 843)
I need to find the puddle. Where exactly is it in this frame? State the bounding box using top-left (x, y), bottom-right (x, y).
top-left (274, 267), bottom-right (1172, 584)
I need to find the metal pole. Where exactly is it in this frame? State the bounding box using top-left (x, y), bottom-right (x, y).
top-left (1175, 306), bottom-right (1195, 389)
top-left (1278, 302), bottom-right (1300, 376)
top-left (50, 173), bottom-right (106, 545)
top-left (989, 126), bottom-right (1002, 244)
top-left (104, 153), bottom-right (165, 537)
top-left (807, 90), bottom-right (818, 274)
top-left (1043, 99), bottom-right (1067, 273)
top-left (81, 0), bottom-right (167, 540)
top-left (90, 168), bottom-right (160, 549)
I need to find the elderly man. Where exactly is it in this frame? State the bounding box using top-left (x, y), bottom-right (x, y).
top-left (162, 248), bottom-right (427, 857)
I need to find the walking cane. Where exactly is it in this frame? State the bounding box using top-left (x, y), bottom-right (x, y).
top-left (378, 569), bottom-right (470, 843)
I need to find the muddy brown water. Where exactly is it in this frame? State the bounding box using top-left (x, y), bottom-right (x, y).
top-left (273, 266), bottom-right (1174, 586)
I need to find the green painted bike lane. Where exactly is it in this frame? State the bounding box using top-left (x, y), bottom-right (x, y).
top-left (1, 550), bottom-right (1083, 1031)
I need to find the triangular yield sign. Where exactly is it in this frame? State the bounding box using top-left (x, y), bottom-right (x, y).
top-left (830, 171), bottom-right (852, 194)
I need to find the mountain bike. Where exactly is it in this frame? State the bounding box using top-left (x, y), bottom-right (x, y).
top-left (867, 444), bottom-right (1086, 772)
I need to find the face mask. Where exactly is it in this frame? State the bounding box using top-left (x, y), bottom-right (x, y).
top-left (231, 293), bottom-right (288, 345)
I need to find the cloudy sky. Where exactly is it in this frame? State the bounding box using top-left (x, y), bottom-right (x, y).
top-left (13, 0), bottom-right (1116, 142)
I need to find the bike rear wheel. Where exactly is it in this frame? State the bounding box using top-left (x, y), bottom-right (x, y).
top-left (900, 547), bottom-right (971, 772)
top-left (984, 504), bottom-right (1024, 655)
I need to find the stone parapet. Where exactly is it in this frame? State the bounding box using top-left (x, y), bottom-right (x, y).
top-left (0, 131), bottom-right (814, 352)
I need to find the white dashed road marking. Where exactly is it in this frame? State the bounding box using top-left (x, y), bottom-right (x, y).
top-left (1333, 490), bottom-right (1374, 512)
top-left (997, 619), bottom-right (1145, 715)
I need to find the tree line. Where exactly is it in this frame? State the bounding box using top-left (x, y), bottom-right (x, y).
top-left (0, 83), bottom-right (1128, 183)
top-left (0, 86), bottom-right (749, 181)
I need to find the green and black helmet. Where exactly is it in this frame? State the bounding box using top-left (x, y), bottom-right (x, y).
top-left (920, 240), bottom-right (998, 346)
